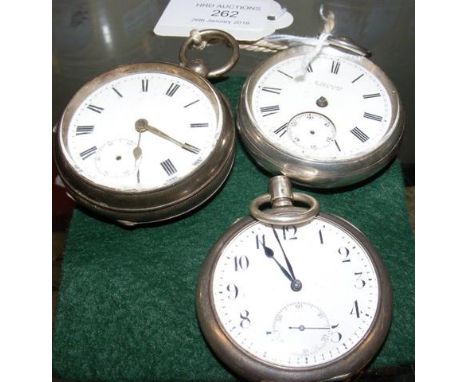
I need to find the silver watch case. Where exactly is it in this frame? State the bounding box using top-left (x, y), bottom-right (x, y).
top-left (237, 44), bottom-right (404, 188)
top-left (54, 63), bottom-right (235, 225)
top-left (196, 208), bottom-right (392, 381)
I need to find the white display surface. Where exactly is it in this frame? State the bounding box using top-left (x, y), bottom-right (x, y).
top-left (251, 54), bottom-right (392, 161)
top-left (212, 217), bottom-right (379, 368)
top-left (65, 72), bottom-right (219, 191)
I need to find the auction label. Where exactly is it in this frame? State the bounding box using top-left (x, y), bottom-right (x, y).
top-left (154, 0), bottom-right (293, 41)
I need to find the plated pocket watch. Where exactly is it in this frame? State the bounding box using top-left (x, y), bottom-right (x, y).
top-left (237, 36), bottom-right (404, 188)
top-left (54, 30), bottom-right (238, 225)
top-left (197, 176), bottom-right (392, 381)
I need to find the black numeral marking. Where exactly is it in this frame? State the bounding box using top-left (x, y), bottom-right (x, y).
top-left (282, 225), bottom-right (297, 240)
top-left (184, 99), bottom-right (200, 108)
top-left (352, 74), bottom-right (364, 83)
top-left (331, 324), bottom-right (343, 343)
top-left (350, 127), bottom-right (369, 143)
top-left (260, 105), bottom-right (280, 117)
top-left (319, 229), bottom-right (324, 244)
top-left (76, 126), bottom-right (94, 135)
top-left (350, 300), bottom-right (361, 318)
top-left (338, 247), bottom-right (351, 263)
top-left (255, 234), bottom-right (265, 249)
top-left (273, 123), bottom-right (288, 137)
top-left (160, 159), bottom-right (177, 176)
top-left (261, 86), bottom-right (282, 94)
top-left (363, 93), bottom-right (381, 99)
top-left (79, 146), bottom-right (97, 160)
top-left (306, 63), bottom-right (313, 72)
top-left (141, 79), bottom-right (149, 92)
top-left (331, 61), bottom-right (340, 74)
top-left (87, 105), bottom-right (104, 113)
top-left (363, 112), bottom-right (383, 122)
top-left (226, 283), bottom-right (239, 300)
top-left (166, 83), bottom-right (180, 97)
top-left (112, 87), bottom-right (123, 97)
top-left (234, 255), bottom-right (249, 271)
top-left (240, 310), bottom-right (251, 329)
top-left (354, 272), bottom-right (366, 289)
top-left (277, 69), bottom-right (293, 79)
top-left (190, 122), bottom-right (208, 128)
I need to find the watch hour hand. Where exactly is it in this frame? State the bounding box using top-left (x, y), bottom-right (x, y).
top-left (262, 243), bottom-right (294, 283)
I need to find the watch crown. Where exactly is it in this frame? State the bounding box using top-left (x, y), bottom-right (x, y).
top-left (269, 176), bottom-right (294, 208)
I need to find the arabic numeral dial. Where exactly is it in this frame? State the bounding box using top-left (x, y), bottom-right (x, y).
top-left (210, 217), bottom-right (381, 369)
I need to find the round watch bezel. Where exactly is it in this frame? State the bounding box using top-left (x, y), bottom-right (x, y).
top-left (196, 209), bottom-right (392, 382)
top-left (54, 63), bottom-right (235, 224)
top-left (237, 44), bottom-right (404, 188)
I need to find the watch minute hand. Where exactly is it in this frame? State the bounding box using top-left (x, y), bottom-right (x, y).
top-left (146, 124), bottom-right (201, 154)
top-left (272, 227), bottom-right (297, 280)
top-left (135, 119), bottom-right (200, 154)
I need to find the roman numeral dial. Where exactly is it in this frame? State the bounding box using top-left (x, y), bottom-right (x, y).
top-left (260, 105), bottom-right (280, 117)
top-left (141, 79), bottom-right (149, 92)
top-left (66, 72), bottom-right (219, 192)
top-left (80, 146), bottom-right (97, 160)
top-left (87, 105), bottom-right (104, 113)
top-left (166, 83), bottom-right (180, 97)
top-left (76, 126), bottom-right (94, 135)
top-left (161, 158), bottom-right (177, 176)
top-left (350, 127), bottom-right (369, 142)
top-left (261, 86), bottom-right (282, 95)
top-left (251, 54), bottom-right (391, 162)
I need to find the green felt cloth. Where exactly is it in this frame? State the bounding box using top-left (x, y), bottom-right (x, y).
top-left (53, 77), bottom-right (414, 381)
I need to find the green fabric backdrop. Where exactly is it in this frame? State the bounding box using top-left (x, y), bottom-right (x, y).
top-left (53, 77), bottom-right (414, 381)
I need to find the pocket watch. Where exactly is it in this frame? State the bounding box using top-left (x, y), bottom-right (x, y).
top-left (197, 176), bottom-right (392, 381)
top-left (237, 36), bottom-right (404, 188)
top-left (54, 30), bottom-right (239, 225)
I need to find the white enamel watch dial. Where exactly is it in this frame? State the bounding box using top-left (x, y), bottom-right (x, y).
top-left (212, 218), bottom-right (379, 367)
top-left (252, 55), bottom-right (392, 161)
top-left (238, 41), bottom-right (404, 188)
top-left (197, 176), bottom-right (392, 381)
top-left (55, 63), bottom-right (236, 224)
top-left (55, 30), bottom-right (239, 224)
top-left (63, 72), bottom-right (219, 192)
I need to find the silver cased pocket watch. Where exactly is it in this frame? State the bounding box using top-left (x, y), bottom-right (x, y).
top-left (197, 176), bottom-right (392, 381)
top-left (54, 30), bottom-right (239, 225)
top-left (237, 37), bottom-right (404, 188)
